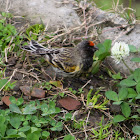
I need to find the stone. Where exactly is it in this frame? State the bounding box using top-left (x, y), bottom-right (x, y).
top-left (92, 7), bottom-right (128, 25)
top-left (0, 0), bottom-right (80, 30)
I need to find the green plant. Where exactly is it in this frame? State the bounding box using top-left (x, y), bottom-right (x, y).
top-left (91, 39), bottom-right (112, 74)
top-left (105, 68), bottom-right (140, 135)
top-left (69, 87), bottom-right (84, 95)
top-left (42, 82), bottom-right (52, 90)
top-left (86, 88), bottom-right (108, 110)
top-left (91, 117), bottom-right (113, 140)
top-left (0, 96), bottom-right (73, 139)
top-left (0, 79), bottom-right (16, 91)
top-left (73, 119), bottom-right (86, 130)
top-left (25, 24), bottom-right (45, 40)
top-left (0, 12), bottom-right (23, 64)
top-left (63, 134), bottom-right (75, 140)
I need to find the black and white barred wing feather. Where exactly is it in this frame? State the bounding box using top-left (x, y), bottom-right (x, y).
top-left (21, 40), bottom-right (48, 55)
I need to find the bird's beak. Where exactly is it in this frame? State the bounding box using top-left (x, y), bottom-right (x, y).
top-left (94, 45), bottom-right (98, 50)
top-left (93, 45), bottom-right (98, 52)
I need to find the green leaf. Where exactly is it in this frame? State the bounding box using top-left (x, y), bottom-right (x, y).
top-left (4, 134), bottom-right (21, 139)
top-left (128, 45), bottom-right (137, 52)
top-left (41, 101), bottom-right (60, 116)
top-left (26, 115), bottom-right (32, 121)
top-left (16, 98), bottom-right (24, 106)
top-left (0, 79), bottom-right (7, 89)
top-left (113, 115), bottom-right (126, 122)
top-left (50, 122), bottom-right (63, 131)
top-left (105, 91), bottom-right (118, 101)
top-left (131, 57), bottom-right (140, 62)
top-left (136, 81), bottom-right (140, 94)
top-left (18, 132), bottom-right (26, 138)
top-left (41, 104), bottom-right (48, 112)
top-left (134, 68), bottom-right (140, 82)
top-left (9, 104), bottom-right (22, 114)
top-left (10, 117), bottom-right (22, 129)
top-left (127, 88), bottom-right (137, 98)
top-left (131, 115), bottom-right (139, 119)
top-left (31, 127), bottom-right (39, 133)
top-left (0, 116), bottom-right (7, 137)
top-left (19, 126), bottom-right (30, 132)
top-left (118, 88), bottom-right (128, 100)
top-left (98, 52), bottom-right (110, 60)
top-left (120, 79), bottom-right (137, 87)
top-left (9, 96), bottom-right (17, 104)
top-left (121, 102), bottom-right (131, 118)
top-left (64, 134), bottom-right (75, 140)
top-left (23, 120), bottom-right (29, 126)
top-left (113, 101), bottom-right (123, 105)
top-left (112, 72), bottom-right (122, 80)
top-left (27, 132), bottom-right (40, 140)
top-left (103, 39), bottom-right (112, 51)
top-left (136, 94), bottom-right (140, 99)
top-left (132, 126), bottom-right (140, 135)
top-left (91, 60), bottom-right (101, 74)
top-left (6, 129), bottom-right (17, 135)
top-left (42, 131), bottom-right (50, 138)
top-left (137, 109), bottom-right (140, 114)
top-left (65, 113), bottom-right (72, 121)
top-left (23, 104), bottom-right (37, 114)
top-left (95, 39), bottom-right (111, 60)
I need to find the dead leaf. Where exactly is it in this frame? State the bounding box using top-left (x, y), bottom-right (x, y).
top-left (58, 96), bottom-right (81, 110)
top-left (1, 96), bottom-right (17, 106)
top-left (49, 80), bottom-right (63, 88)
top-left (20, 86), bottom-right (45, 99)
top-left (31, 88), bottom-right (45, 98)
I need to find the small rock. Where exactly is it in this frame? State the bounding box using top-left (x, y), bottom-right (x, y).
top-left (12, 81), bottom-right (22, 91)
top-left (13, 73), bottom-right (23, 80)
top-left (20, 86), bottom-right (31, 96)
top-left (8, 57), bottom-right (17, 66)
top-left (58, 96), bottom-right (81, 110)
top-left (15, 63), bottom-right (22, 69)
top-left (31, 88), bottom-right (46, 98)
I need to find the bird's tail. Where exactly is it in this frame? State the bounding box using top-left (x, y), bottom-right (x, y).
top-left (21, 40), bottom-right (48, 55)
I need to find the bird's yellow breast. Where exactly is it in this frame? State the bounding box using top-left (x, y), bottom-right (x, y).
top-left (64, 65), bottom-right (80, 73)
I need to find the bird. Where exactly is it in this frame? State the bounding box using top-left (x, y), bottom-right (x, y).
top-left (21, 40), bottom-right (98, 77)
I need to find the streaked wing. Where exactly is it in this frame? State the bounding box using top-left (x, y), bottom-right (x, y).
top-left (51, 48), bottom-right (80, 73)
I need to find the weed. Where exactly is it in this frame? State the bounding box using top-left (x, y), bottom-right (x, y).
top-left (0, 12), bottom-right (23, 65)
top-left (25, 24), bottom-right (45, 40)
top-left (86, 88), bottom-right (108, 110)
top-left (0, 96), bottom-right (73, 139)
top-left (91, 117), bottom-right (112, 139)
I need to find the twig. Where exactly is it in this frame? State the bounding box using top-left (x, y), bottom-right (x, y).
top-left (5, 0), bottom-right (10, 12)
top-left (84, 110), bottom-right (91, 139)
top-left (17, 70), bottom-right (40, 82)
top-left (81, 79), bottom-right (91, 89)
top-left (4, 36), bottom-right (14, 62)
top-left (56, 126), bottom-right (101, 139)
top-left (64, 124), bottom-right (76, 139)
top-left (0, 68), bottom-right (17, 92)
top-left (83, 123), bottom-right (88, 139)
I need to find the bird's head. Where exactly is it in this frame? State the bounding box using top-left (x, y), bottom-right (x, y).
top-left (78, 40), bottom-right (98, 56)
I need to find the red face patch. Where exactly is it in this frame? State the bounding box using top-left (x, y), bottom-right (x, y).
top-left (89, 41), bottom-right (94, 46)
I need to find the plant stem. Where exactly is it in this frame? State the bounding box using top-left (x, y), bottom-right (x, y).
top-left (122, 59), bottom-right (133, 74)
